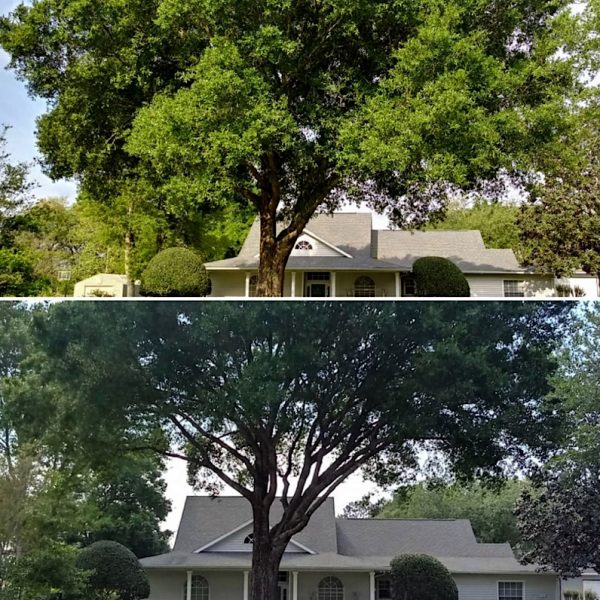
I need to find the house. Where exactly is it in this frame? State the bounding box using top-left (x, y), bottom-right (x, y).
top-left (72, 274), bottom-right (139, 297)
top-left (141, 496), bottom-right (561, 600)
top-left (203, 213), bottom-right (599, 298)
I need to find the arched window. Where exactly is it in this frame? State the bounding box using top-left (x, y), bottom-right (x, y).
top-left (243, 533), bottom-right (254, 544)
top-left (249, 275), bottom-right (258, 297)
top-left (318, 576), bottom-right (344, 600)
top-left (354, 276), bottom-right (375, 297)
top-left (183, 575), bottom-right (209, 600)
top-left (295, 240), bottom-right (313, 251)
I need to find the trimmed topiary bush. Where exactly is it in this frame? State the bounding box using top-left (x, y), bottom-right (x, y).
top-left (390, 554), bottom-right (458, 600)
top-left (412, 257), bottom-right (470, 297)
top-left (141, 247), bottom-right (209, 297)
top-left (76, 540), bottom-right (150, 600)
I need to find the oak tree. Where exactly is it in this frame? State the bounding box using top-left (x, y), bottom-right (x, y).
top-left (22, 301), bottom-right (571, 600)
top-left (1, 1), bottom-right (594, 294)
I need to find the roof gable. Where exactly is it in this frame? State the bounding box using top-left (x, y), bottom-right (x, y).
top-left (173, 496), bottom-right (338, 554)
top-left (194, 520), bottom-right (314, 554)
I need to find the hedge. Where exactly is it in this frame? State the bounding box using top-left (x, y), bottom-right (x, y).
top-left (390, 554), bottom-right (458, 600)
top-left (412, 256), bottom-right (470, 297)
top-left (141, 247), bottom-right (210, 297)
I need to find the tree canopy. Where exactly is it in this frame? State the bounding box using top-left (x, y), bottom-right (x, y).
top-left (0, 304), bottom-right (170, 598)
top-left (377, 480), bottom-right (528, 549)
top-left (518, 105), bottom-right (600, 280)
top-left (426, 200), bottom-right (521, 253)
top-left (14, 300), bottom-right (572, 600)
top-left (1, 0), bottom-right (596, 294)
top-left (517, 306), bottom-right (600, 577)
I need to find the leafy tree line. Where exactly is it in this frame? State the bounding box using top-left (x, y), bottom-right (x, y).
top-left (1, 0), bottom-right (598, 295)
top-left (0, 190), bottom-right (253, 297)
top-left (0, 304), bottom-right (170, 598)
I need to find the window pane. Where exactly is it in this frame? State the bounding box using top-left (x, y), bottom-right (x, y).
top-left (503, 280), bottom-right (525, 298)
top-left (318, 576), bottom-right (344, 600)
top-left (498, 581), bottom-right (523, 600)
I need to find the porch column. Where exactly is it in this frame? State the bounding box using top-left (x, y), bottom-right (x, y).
top-left (186, 570), bottom-right (192, 600)
top-left (291, 271), bottom-right (296, 297)
top-left (243, 570), bottom-right (249, 600)
top-left (331, 272), bottom-right (337, 297)
top-left (369, 571), bottom-right (375, 600)
top-left (292, 571), bottom-right (299, 600)
top-left (395, 272), bottom-right (401, 297)
top-left (245, 272), bottom-right (251, 297)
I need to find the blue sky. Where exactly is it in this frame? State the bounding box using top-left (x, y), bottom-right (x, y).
top-left (0, 0), bottom-right (78, 201)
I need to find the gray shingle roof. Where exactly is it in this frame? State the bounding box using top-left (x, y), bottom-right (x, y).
top-left (140, 551), bottom-right (544, 575)
top-left (173, 496), bottom-right (337, 554)
top-left (140, 496), bottom-right (545, 575)
top-left (204, 213), bottom-right (526, 274)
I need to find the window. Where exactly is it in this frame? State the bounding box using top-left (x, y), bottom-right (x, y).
top-left (243, 533), bottom-right (254, 544)
top-left (183, 575), bottom-right (209, 600)
top-left (503, 280), bottom-right (525, 298)
top-left (377, 578), bottom-right (392, 599)
top-left (354, 276), bottom-right (375, 297)
top-left (402, 276), bottom-right (417, 297)
top-left (295, 240), bottom-right (313, 251)
top-left (249, 275), bottom-right (258, 297)
top-left (498, 582), bottom-right (523, 600)
top-left (306, 272), bottom-right (330, 281)
top-left (318, 576), bottom-right (344, 600)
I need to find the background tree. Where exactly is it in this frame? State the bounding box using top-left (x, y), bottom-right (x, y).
top-left (20, 301), bottom-right (571, 600)
top-left (390, 554), bottom-right (458, 600)
top-left (412, 257), bottom-right (471, 297)
top-left (1, 1), bottom-right (594, 295)
top-left (517, 306), bottom-right (600, 577)
top-left (518, 104), bottom-right (600, 282)
top-left (0, 303), bottom-right (170, 597)
top-left (0, 125), bottom-right (32, 232)
top-left (426, 200), bottom-right (521, 253)
top-left (378, 480), bottom-right (528, 549)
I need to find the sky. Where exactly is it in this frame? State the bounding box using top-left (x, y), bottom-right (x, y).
top-left (0, 0), bottom-right (78, 200)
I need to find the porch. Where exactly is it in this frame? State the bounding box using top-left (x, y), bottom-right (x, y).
top-left (207, 269), bottom-right (415, 298)
top-left (148, 569), bottom-right (390, 600)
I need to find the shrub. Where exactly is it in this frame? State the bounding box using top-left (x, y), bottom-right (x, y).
top-left (390, 554), bottom-right (458, 600)
top-left (412, 257), bottom-right (470, 297)
top-left (76, 540), bottom-right (150, 600)
top-left (141, 247), bottom-right (209, 297)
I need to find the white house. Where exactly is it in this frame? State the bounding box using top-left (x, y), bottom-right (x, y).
top-left (73, 273), bottom-right (139, 297)
top-left (203, 213), bottom-right (598, 298)
top-left (141, 496), bottom-right (567, 600)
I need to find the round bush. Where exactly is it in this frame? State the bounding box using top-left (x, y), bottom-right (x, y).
top-left (141, 247), bottom-right (209, 297)
top-left (412, 257), bottom-right (470, 297)
top-left (390, 554), bottom-right (458, 600)
top-left (76, 540), bottom-right (150, 600)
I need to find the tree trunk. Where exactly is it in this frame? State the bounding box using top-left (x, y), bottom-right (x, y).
top-left (250, 506), bottom-right (286, 600)
top-left (124, 228), bottom-right (135, 297)
top-left (255, 210), bottom-right (300, 297)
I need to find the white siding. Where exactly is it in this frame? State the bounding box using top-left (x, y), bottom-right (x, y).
top-left (207, 524), bottom-right (305, 553)
top-left (556, 276), bottom-right (599, 298)
top-left (467, 275), bottom-right (555, 298)
top-left (454, 574), bottom-right (558, 600)
top-left (147, 570), bottom-right (244, 600)
top-left (297, 571), bottom-right (369, 600)
top-left (291, 234), bottom-right (342, 257)
top-left (208, 271), bottom-right (248, 297)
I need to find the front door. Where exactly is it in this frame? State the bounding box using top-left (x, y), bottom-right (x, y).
top-left (305, 272), bottom-right (331, 297)
top-left (278, 572), bottom-right (289, 600)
